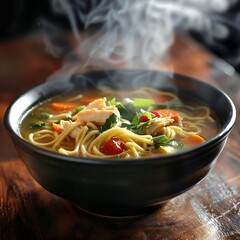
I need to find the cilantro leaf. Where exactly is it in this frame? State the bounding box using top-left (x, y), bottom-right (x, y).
top-left (99, 113), bottom-right (119, 133)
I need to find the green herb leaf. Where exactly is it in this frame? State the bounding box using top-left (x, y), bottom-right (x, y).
top-left (153, 135), bottom-right (173, 149)
top-left (31, 113), bottom-right (51, 119)
top-left (99, 113), bottom-right (119, 133)
top-left (108, 97), bottom-right (119, 106)
top-left (121, 119), bottom-right (131, 128)
top-left (75, 105), bottom-right (85, 113)
top-left (117, 104), bottom-right (135, 121)
top-left (29, 121), bottom-right (46, 129)
top-left (129, 112), bottom-right (151, 135)
top-left (133, 121), bottom-right (149, 135)
top-left (131, 113), bottom-right (140, 128)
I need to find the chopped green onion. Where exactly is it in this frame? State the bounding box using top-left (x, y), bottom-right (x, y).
top-left (133, 98), bottom-right (155, 109)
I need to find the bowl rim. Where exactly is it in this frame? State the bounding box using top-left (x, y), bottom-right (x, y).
top-left (4, 70), bottom-right (237, 165)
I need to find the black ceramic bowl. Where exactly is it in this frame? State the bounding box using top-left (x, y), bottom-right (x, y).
top-left (4, 70), bottom-right (236, 217)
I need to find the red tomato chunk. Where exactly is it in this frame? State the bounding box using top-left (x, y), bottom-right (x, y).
top-left (101, 136), bottom-right (127, 155)
top-left (140, 115), bottom-right (149, 122)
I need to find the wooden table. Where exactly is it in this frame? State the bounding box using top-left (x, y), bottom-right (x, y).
top-left (1, 32), bottom-right (240, 240)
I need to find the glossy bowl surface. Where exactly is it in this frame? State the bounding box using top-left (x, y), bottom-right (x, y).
top-left (4, 70), bottom-right (236, 217)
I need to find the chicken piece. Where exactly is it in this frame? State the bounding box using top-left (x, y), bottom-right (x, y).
top-left (147, 117), bottom-right (174, 136)
top-left (73, 97), bottom-right (120, 125)
top-left (59, 120), bottom-right (82, 139)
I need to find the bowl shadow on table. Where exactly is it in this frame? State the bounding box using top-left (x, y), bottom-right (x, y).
top-left (72, 200), bottom-right (170, 233)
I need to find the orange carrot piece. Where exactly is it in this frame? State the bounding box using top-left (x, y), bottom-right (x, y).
top-left (50, 102), bottom-right (77, 111)
top-left (181, 134), bottom-right (205, 147)
top-left (52, 123), bottom-right (62, 133)
top-left (155, 109), bottom-right (179, 123)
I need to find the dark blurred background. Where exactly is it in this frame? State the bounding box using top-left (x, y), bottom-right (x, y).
top-left (1, 0), bottom-right (240, 72)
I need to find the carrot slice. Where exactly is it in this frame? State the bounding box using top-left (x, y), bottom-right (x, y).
top-left (155, 109), bottom-right (179, 123)
top-left (50, 102), bottom-right (77, 111)
top-left (181, 134), bottom-right (205, 147)
top-left (52, 123), bottom-right (62, 133)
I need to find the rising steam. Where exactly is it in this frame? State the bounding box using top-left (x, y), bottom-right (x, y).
top-left (41, 0), bottom-right (235, 75)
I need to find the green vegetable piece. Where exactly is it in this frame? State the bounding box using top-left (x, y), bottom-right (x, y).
top-left (134, 121), bottom-right (149, 135)
top-left (129, 113), bottom-right (150, 135)
top-left (131, 113), bottom-right (140, 128)
top-left (133, 98), bottom-right (155, 109)
top-left (31, 113), bottom-right (51, 119)
top-left (117, 104), bottom-right (134, 121)
top-left (29, 121), bottom-right (46, 129)
top-left (75, 105), bottom-right (85, 113)
top-left (99, 113), bottom-right (119, 133)
top-left (153, 135), bottom-right (173, 149)
top-left (108, 98), bottom-right (119, 106)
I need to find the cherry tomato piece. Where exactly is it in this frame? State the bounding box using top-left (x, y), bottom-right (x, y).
top-left (150, 111), bottom-right (161, 118)
top-left (140, 115), bottom-right (149, 122)
top-left (101, 136), bottom-right (127, 155)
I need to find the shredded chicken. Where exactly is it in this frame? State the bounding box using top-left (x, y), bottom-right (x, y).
top-left (59, 120), bottom-right (82, 139)
top-left (73, 97), bottom-right (120, 124)
top-left (147, 117), bottom-right (174, 135)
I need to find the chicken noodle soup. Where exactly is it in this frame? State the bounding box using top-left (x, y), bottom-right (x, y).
top-left (20, 87), bottom-right (219, 158)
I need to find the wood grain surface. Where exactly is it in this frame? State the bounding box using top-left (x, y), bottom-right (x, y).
top-left (1, 33), bottom-right (240, 240)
